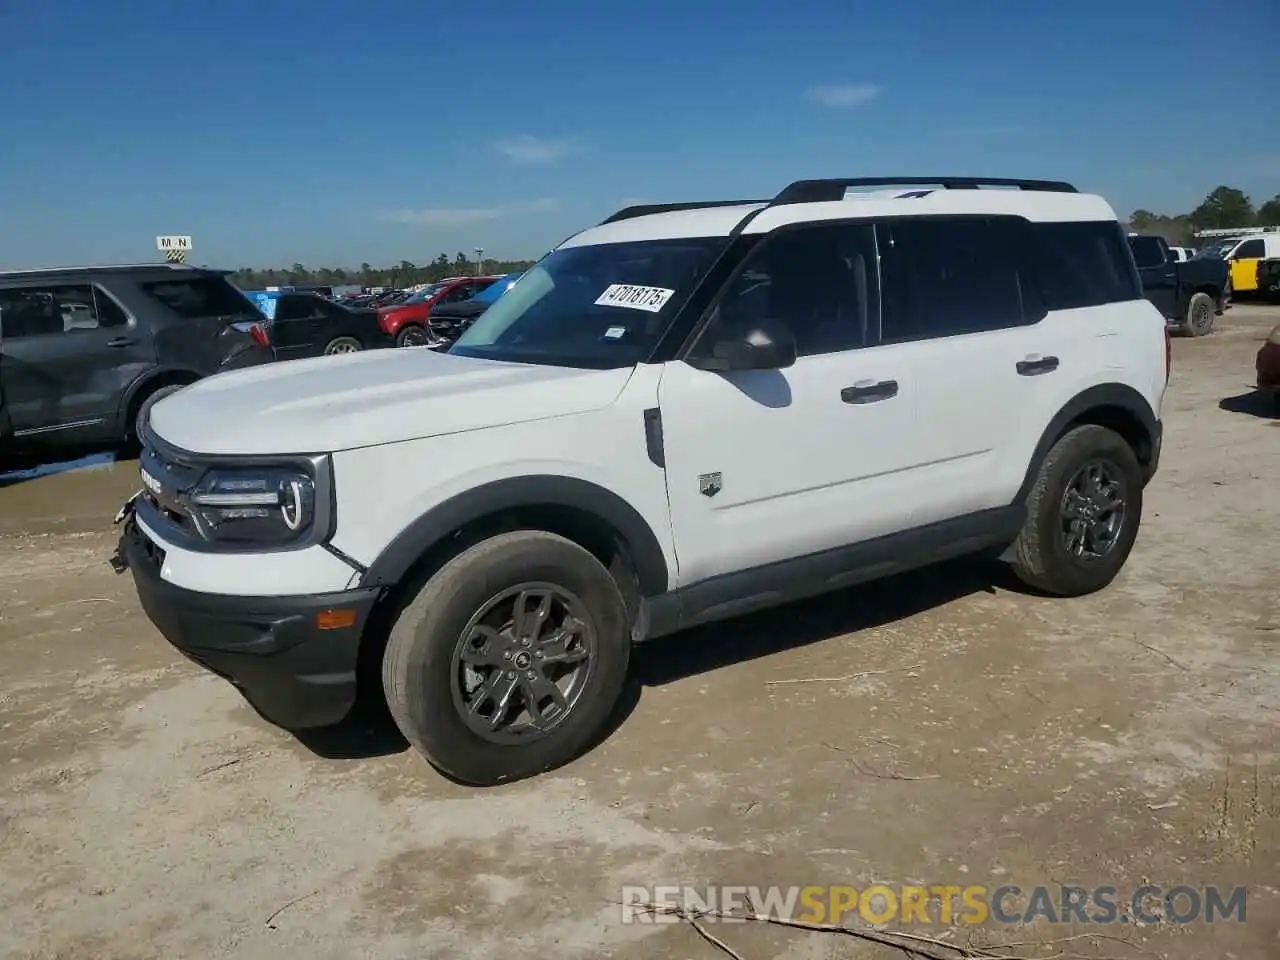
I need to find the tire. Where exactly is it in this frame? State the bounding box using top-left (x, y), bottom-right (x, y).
top-left (1008, 424), bottom-right (1143, 597)
top-left (395, 324), bottom-right (430, 348)
top-left (132, 383), bottom-right (188, 445)
top-left (323, 336), bottom-right (363, 355)
top-left (382, 530), bottom-right (630, 786)
top-left (1182, 292), bottom-right (1215, 337)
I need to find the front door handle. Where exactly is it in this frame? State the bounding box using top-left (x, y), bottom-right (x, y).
top-left (1016, 356), bottom-right (1059, 376)
top-left (106, 336), bottom-right (138, 348)
top-left (841, 380), bottom-right (898, 403)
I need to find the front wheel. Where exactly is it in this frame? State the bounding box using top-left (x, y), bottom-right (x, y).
top-left (382, 531), bottom-right (631, 786)
top-left (1008, 424), bottom-right (1143, 596)
top-left (395, 324), bottom-right (432, 348)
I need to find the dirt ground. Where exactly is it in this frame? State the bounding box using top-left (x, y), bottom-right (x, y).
top-left (1, 306), bottom-right (1277, 960)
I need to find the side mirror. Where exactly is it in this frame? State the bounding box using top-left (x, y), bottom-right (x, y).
top-left (686, 319), bottom-right (798, 372)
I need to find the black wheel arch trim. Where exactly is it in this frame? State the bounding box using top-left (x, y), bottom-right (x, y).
top-left (357, 475), bottom-right (671, 596)
top-left (1015, 383), bottom-right (1158, 504)
top-left (116, 365), bottom-right (203, 434)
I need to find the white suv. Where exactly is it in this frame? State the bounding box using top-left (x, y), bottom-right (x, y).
top-left (113, 177), bottom-right (1169, 786)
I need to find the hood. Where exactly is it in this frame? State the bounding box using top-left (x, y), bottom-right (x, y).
top-left (148, 349), bottom-right (635, 456)
top-left (429, 299), bottom-right (489, 321)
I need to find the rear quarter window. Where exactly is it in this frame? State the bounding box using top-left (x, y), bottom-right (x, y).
top-left (140, 276), bottom-right (260, 319)
top-left (1027, 221), bottom-right (1141, 310)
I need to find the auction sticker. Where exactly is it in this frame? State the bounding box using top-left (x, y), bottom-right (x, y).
top-left (594, 284), bottom-right (675, 313)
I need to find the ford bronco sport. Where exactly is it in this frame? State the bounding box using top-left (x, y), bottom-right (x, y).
top-left (113, 177), bottom-right (1168, 786)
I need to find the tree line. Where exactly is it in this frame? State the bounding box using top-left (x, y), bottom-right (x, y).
top-left (230, 252), bottom-right (537, 291)
top-left (1130, 186), bottom-right (1280, 246)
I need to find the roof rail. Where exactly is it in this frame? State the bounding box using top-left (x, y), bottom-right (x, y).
top-left (599, 199), bottom-right (764, 225)
top-left (771, 177), bottom-right (1078, 204)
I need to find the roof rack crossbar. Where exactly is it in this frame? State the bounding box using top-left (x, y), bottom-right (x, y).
top-left (772, 177), bottom-right (1078, 205)
top-left (599, 199), bottom-right (764, 225)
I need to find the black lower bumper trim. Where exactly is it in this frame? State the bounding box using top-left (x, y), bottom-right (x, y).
top-left (118, 521), bottom-right (380, 730)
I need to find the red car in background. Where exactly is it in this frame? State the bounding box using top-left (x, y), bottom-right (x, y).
top-left (378, 276), bottom-right (498, 347)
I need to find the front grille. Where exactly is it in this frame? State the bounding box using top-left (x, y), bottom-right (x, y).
top-left (138, 434), bottom-right (205, 538)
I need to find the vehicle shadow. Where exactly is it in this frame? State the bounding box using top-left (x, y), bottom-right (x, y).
top-left (0, 450), bottom-right (123, 489)
top-left (297, 555), bottom-right (1005, 764)
top-left (1218, 391), bottom-right (1278, 420)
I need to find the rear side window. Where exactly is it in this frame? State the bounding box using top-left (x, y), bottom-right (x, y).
top-left (0, 283), bottom-right (128, 338)
top-left (1027, 221), bottom-right (1141, 310)
top-left (877, 217), bottom-right (1029, 343)
top-left (140, 276), bottom-right (259, 319)
top-left (1128, 236), bottom-right (1167, 269)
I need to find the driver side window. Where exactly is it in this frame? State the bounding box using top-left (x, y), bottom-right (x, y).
top-left (695, 223), bottom-right (877, 359)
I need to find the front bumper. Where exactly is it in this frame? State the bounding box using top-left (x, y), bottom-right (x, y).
top-left (116, 519), bottom-right (380, 729)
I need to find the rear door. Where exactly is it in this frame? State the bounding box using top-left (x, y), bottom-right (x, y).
top-left (133, 273), bottom-right (265, 372)
top-left (866, 216), bottom-right (1041, 527)
top-left (0, 281), bottom-right (154, 441)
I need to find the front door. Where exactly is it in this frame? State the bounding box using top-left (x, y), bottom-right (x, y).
top-left (0, 282), bottom-right (153, 442)
top-left (658, 221), bottom-right (915, 587)
top-left (1128, 235), bottom-right (1178, 319)
top-left (1229, 238), bottom-right (1266, 293)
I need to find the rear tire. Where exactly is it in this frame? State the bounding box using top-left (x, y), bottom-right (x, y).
top-left (382, 531), bottom-right (630, 786)
top-left (323, 336), bottom-right (362, 355)
top-left (1009, 425), bottom-right (1143, 597)
top-left (132, 383), bottom-right (188, 446)
top-left (1182, 292), bottom-right (1215, 336)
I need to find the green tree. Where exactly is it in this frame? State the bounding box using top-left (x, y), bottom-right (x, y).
top-left (1257, 195), bottom-right (1280, 227)
top-left (1188, 186), bottom-right (1255, 232)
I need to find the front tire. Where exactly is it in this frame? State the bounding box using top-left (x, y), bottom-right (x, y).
top-left (395, 324), bottom-right (431, 348)
top-left (1009, 425), bottom-right (1143, 596)
top-left (382, 531), bottom-right (630, 786)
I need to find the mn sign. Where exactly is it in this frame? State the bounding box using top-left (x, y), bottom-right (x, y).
top-left (156, 236), bottom-right (193, 252)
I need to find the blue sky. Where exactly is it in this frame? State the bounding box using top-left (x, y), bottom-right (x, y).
top-left (1, 0), bottom-right (1276, 269)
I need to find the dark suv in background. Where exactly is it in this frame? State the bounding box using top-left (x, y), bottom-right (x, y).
top-left (0, 264), bottom-right (273, 466)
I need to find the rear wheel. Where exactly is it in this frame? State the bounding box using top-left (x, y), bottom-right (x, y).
top-left (132, 383), bottom-right (188, 446)
top-left (1182, 292), bottom-right (1215, 336)
top-left (1009, 424), bottom-right (1143, 596)
top-left (323, 336), bottom-right (362, 355)
top-left (395, 324), bottom-right (431, 348)
top-left (382, 531), bottom-right (630, 786)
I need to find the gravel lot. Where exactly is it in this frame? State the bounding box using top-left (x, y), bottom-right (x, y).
top-left (1, 305), bottom-right (1277, 960)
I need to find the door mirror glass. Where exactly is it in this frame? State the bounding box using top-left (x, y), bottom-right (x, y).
top-left (687, 319), bottom-right (798, 371)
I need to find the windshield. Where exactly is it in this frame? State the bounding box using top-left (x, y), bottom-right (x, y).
top-left (475, 272), bottom-right (521, 304)
top-left (405, 283), bottom-right (446, 303)
top-left (449, 239), bottom-right (728, 368)
top-left (1194, 240), bottom-right (1235, 259)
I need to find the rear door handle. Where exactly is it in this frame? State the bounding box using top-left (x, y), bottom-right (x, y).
top-left (841, 379), bottom-right (898, 403)
top-left (106, 336), bottom-right (138, 348)
top-left (1016, 356), bottom-right (1059, 376)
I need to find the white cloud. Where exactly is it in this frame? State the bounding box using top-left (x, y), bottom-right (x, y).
top-left (804, 83), bottom-right (882, 108)
top-left (491, 135), bottom-right (578, 164)
top-left (380, 198), bottom-right (559, 227)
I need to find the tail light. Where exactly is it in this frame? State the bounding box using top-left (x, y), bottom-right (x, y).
top-left (1164, 327), bottom-right (1171, 384)
top-left (250, 323), bottom-right (270, 347)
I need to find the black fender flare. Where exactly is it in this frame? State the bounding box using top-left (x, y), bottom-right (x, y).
top-left (115, 365), bottom-right (203, 433)
top-left (358, 475), bottom-right (671, 596)
top-left (1014, 383), bottom-right (1157, 503)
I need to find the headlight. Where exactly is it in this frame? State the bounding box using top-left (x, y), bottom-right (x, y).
top-left (1267, 325), bottom-right (1280, 346)
top-left (187, 466), bottom-right (319, 546)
